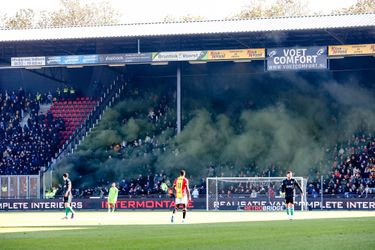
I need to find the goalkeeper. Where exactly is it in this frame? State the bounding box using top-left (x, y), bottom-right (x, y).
top-left (281, 171), bottom-right (303, 220)
top-left (107, 182), bottom-right (119, 213)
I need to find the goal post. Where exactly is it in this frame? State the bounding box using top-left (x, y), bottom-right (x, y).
top-left (206, 177), bottom-right (307, 211)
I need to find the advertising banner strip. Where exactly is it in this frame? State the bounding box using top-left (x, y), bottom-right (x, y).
top-left (46, 54), bottom-right (98, 65)
top-left (10, 49), bottom-right (265, 67)
top-left (11, 57), bottom-right (46, 67)
top-left (97, 53), bottom-right (153, 64)
top-left (97, 53), bottom-right (126, 64)
top-left (123, 53), bottom-right (153, 63)
top-left (152, 51), bottom-right (207, 62)
top-left (328, 44), bottom-right (375, 56)
top-left (0, 198), bottom-right (206, 210)
top-left (267, 46), bottom-right (327, 71)
top-left (206, 48), bottom-right (265, 61)
top-left (45, 53), bottom-right (153, 66)
top-left (151, 49), bottom-right (265, 62)
top-left (1, 198), bottom-right (374, 211)
top-left (209, 198), bottom-right (375, 211)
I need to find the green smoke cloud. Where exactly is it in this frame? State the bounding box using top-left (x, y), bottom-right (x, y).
top-left (55, 70), bottom-right (375, 187)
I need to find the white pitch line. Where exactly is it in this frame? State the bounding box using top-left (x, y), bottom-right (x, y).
top-left (0, 211), bottom-right (374, 228)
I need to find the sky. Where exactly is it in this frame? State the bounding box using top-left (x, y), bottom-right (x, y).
top-left (0, 0), bottom-right (359, 23)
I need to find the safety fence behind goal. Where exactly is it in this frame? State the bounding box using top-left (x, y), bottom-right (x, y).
top-left (0, 175), bottom-right (40, 199)
top-left (206, 177), bottom-right (307, 211)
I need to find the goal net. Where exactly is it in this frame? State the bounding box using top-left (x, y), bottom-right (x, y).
top-left (206, 177), bottom-right (307, 211)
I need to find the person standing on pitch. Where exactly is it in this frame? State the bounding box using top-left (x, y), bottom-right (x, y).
top-left (171, 170), bottom-right (191, 223)
top-left (62, 173), bottom-right (75, 219)
top-left (107, 182), bottom-right (119, 213)
top-left (281, 171), bottom-right (303, 220)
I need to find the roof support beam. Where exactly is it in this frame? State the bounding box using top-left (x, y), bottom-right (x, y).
top-left (324, 29), bottom-right (346, 45)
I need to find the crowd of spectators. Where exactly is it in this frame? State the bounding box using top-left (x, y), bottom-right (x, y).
top-left (57, 85), bottom-right (183, 198)
top-left (74, 132), bottom-right (374, 199)
top-left (212, 133), bottom-right (375, 199)
top-left (47, 83), bottom-right (375, 200)
top-left (324, 133), bottom-right (375, 198)
top-left (106, 84), bottom-right (176, 163)
top-left (4, 84), bottom-right (371, 200)
top-left (0, 88), bottom-right (65, 175)
top-left (216, 182), bottom-right (277, 199)
top-left (52, 87), bottom-right (375, 198)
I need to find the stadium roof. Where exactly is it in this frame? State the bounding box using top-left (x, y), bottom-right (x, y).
top-left (0, 13), bottom-right (374, 42)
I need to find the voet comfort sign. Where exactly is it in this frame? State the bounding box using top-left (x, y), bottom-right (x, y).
top-left (267, 46), bottom-right (327, 71)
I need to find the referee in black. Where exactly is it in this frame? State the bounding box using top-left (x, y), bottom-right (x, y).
top-left (281, 171), bottom-right (303, 220)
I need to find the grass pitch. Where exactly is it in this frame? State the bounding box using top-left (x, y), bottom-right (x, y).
top-left (0, 212), bottom-right (374, 250)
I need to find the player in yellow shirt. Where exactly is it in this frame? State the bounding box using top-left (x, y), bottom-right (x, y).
top-left (171, 170), bottom-right (191, 223)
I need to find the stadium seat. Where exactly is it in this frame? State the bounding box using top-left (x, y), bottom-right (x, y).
top-left (48, 96), bottom-right (98, 146)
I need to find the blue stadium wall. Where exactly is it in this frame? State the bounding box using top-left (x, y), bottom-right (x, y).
top-left (0, 66), bottom-right (119, 96)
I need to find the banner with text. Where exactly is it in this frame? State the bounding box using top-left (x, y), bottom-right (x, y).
top-left (328, 44), bottom-right (375, 56)
top-left (0, 198), bottom-right (206, 211)
top-left (209, 198), bottom-right (375, 211)
top-left (206, 49), bottom-right (265, 61)
top-left (1, 198), bottom-right (374, 211)
top-left (152, 51), bottom-right (207, 62)
top-left (46, 53), bottom-right (152, 66)
top-left (267, 46), bottom-right (327, 71)
top-left (98, 53), bottom-right (152, 64)
top-left (11, 57), bottom-right (46, 67)
top-left (46, 55), bottom-right (99, 65)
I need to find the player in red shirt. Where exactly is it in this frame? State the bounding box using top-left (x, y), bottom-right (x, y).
top-left (171, 170), bottom-right (191, 223)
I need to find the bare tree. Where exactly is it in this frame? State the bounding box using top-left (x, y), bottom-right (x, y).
top-left (44, 0), bottom-right (120, 27)
top-left (332, 0), bottom-right (375, 14)
top-left (163, 15), bottom-right (176, 23)
top-left (35, 10), bottom-right (52, 29)
top-left (4, 9), bottom-right (35, 29)
top-left (163, 14), bottom-right (205, 23)
top-left (180, 15), bottom-right (205, 22)
top-left (0, 14), bottom-right (7, 28)
top-left (232, 0), bottom-right (310, 19)
top-left (2, 0), bottom-right (120, 29)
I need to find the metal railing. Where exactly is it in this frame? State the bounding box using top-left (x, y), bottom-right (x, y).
top-left (0, 175), bottom-right (40, 199)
